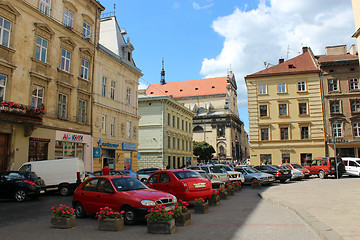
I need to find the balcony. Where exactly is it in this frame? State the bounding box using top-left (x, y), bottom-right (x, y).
top-left (0, 101), bottom-right (46, 123)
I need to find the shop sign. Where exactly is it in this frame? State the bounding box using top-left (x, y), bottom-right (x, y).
top-left (93, 148), bottom-right (101, 158)
top-left (122, 142), bottom-right (137, 151)
top-left (98, 139), bottom-right (119, 148)
top-left (138, 152), bottom-right (141, 159)
top-left (62, 133), bottom-right (83, 142)
top-left (30, 137), bottom-right (50, 142)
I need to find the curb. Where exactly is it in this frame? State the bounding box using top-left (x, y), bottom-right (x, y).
top-left (259, 192), bottom-right (344, 240)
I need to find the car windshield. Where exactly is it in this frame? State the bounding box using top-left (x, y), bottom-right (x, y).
top-left (356, 160), bottom-right (360, 165)
top-left (111, 177), bottom-right (147, 191)
top-left (209, 166), bottom-right (227, 173)
top-left (119, 170), bottom-right (135, 176)
top-left (291, 164), bottom-right (303, 169)
top-left (243, 167), bottom-right (259, 173)
top-left (198, 172), bottom-right (211, 180)
top-left (223, 165), bottom-right (233, 171)
top-left (173, 171), bottom-right (202, 180)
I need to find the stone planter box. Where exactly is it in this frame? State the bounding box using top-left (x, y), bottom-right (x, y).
top-left (194, 202), bottom-right (209, 214)
top-left (50, 215), bottom-right (76, 229)
top-left (208, 195), bottom-right (220, 206)
top-left (98, 218), bottom-right (124, 231)
top-left (219, 191), bottom-right (228, 200)
top-left (251, 181), bottom-right (261, 189)
top-left (147, 219), bottom-right (176, 234)
top-left (175, 211), bottom-right (191, 226)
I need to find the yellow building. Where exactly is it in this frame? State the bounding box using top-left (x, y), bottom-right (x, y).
top-left (0, 0), bottom-right (104, 171)
top-left (92, 14), bottom-right (142, 172)
top-left (245, 47), bottom-right (326, 165)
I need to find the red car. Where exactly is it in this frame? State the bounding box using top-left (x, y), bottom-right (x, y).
top-left (145, 169), bottom-right (213, 202)
top-left (72, 175), bottom-right (177, 224)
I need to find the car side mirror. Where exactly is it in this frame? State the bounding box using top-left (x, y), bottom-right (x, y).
top-left (105, 188), bottom-right (115, 194)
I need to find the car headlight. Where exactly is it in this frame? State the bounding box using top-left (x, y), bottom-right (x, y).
top-left (141, 200), bottom-right (156, 206)
top-left (172, 196), bottom-right (177, 203)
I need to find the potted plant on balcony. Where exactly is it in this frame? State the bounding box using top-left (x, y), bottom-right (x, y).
top-left (50, 204), bottom-right (76, 229)
top-left (218, 187), bottom-right (228, 200)
top-left (209, 189), bottom-right (220, 206)
top-left (146, 205), bottom-right (175, 234)
top-left (194, 198), bottom-right (209, 214)
top-left (96, 207), bottom-right (125, 231)
top-left (173, 200), bottom-right (191, 226)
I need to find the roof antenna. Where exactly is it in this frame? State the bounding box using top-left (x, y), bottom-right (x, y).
top-left (160, 58), bottom-right (166, 85)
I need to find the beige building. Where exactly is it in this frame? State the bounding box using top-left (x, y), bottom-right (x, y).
top-left (352, 0), bottom-right (360, 64)
top-left (146, 72), bottom-right (248, 163)
top-left (92, 14), bottom-right (142, 172)
top-left (0, 0), bottom-right (104, 171)
top-left (245, 47), bottom-right (325, 165)
top-left (138, 95), bottom-right (194, 169)
top-left (317, 45), bottom-right (360, 157)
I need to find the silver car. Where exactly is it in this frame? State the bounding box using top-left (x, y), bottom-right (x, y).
top-left (233, 166), bottom-right (275, 185)
top-left (219, 164), bottom-right (245, 183)
top-left (189, 165), bottom-right (230, 183)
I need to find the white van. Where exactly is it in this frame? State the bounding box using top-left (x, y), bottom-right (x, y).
top-left (341, 157), bottom-right (360, 177)
top-left (18, 158), bottom-right (85, 195)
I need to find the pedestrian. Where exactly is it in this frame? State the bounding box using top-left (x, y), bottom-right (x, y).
top-left (102, 162), bottom-right (110, 175)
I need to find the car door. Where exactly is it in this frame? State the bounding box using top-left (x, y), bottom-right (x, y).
top-left (348, 160), bottom-right (357, 176)
top-left (0, 173), bottom-right (12, 198)
top-left (78, 178), bottom-right (100, 213)
top-left (156, 172), bottom-right (173, 194)
top-left (146, 172), bottom-right (159, 189)
top-left (96, 178), bottom-right (117, 211)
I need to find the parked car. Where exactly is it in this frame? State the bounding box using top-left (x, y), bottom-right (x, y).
top-left (279, 165), bottom-right (304, 180)
top-left (341, 158), bottom-right (360, 177)
top-left (194, 169), bottom-right (225, 189)
top-left (92, 170), bottom-right (121, 176)
top-left (119, 170), bottom-right (139, 179)
top-left (188, 165), bottom-right (230, 183)
top-left (303, 157), bottom-right (346, 179)
top-left (216, 164), bottom-right (245, 183)
top-left (145, 169), bottom-right (213, 202)
top-left (254, 165), bottom-right (292, 183)
top-left (0, 171), bottom-right (46, 202)
top-left (72, 175), bottom-right (177, 224)
top-left (280, 163), bottom-right (310, 179)
top-left (233, 166), bottom-right (275, 185)
top-left (136, 168), bottom-right (160, 182)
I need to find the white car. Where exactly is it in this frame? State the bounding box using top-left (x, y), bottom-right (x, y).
top-left (219, 164), bottom-right (245, 183)
top-left (342, 157), bottom-right (360, 176)
top-left (188, 165), bottom-right (230, 183)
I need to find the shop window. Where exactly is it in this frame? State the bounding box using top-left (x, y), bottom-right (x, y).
top-left (260, 154), bottom-right (272, 165)
top-left (282, 153), bottom-right (290, 163)
top-left (28, 139), bottom-right (49, 161)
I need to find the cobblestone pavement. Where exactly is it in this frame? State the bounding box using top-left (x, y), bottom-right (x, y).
top-left (0, 186), bottom-right (319, 240)
top-left (260, 176), bottom-right (360, 240)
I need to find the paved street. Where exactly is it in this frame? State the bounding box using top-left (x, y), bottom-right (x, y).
top-left (0, 185), bottom-right (318, 240)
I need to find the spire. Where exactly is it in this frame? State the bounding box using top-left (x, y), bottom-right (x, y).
top-left (160, 58), bottom-right (166, 85)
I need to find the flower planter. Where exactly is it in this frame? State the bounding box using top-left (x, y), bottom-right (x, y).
top-left (50, 215), bottom-right (76, 229)
top-left (175, 211), bottom-right (191, 226)
top-left (251, 181), bottom-right (261, 189)
top-left (147, 219), bottom-right (176, 234)
top-left (98, 218), bottom-right (124, 231)
top-left (194, 202), bottom-right (209, 214)
top-left (209, 195), bottom-right (220, 206)
top-left (219, 191), bottom-right (228, 200)
top-left (227, 189), bottom-right (235, 196)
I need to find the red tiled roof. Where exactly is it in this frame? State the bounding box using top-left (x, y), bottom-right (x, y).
top-left (316, 54), bottom-right (358, 63)
top-left (245, 51), bottom-right (319, 79)
top-left (146, 77), bottom-right (227, 98)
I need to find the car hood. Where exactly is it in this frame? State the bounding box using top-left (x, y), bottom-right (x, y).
top-left (119, 188), bottom-right (175, 201)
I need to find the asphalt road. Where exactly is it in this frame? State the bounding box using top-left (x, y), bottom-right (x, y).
top-left (0, 184), bottom-right (320, 240)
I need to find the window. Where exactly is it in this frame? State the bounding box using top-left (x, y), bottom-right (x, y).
top-left (182, 120), bottom-right (184, 130)
top-left (126, 121), bottom-right (132, 139)
top-left (0, 74), bottom-right (7, 102)
top-left (177, 117), bottom-right (179, 129)
top-left (173, 137), bottom-right (175, 149)
top-left (297, 81), bottom-right (306, 92)
top-left (110, 117), bottom-right (116, 136)
top-left (217, 125), bottom-right (225, 137)
top-left (32, 85), bottom-right (44, 108)
top-left (39, 0), bottom-right (51, 16)
top-left (353, 123), bottom-right (360, 137)
top-left (177, 139), bottom-right (180, 150)
top-left (60, 49), bottom-right (71, 72)
top-left (330, 100), bottom-right (341, 114)
top-left (0, 17), bottom-right (11, 48)
top-left (259, 84), bottom-right (267, 95)
top-left (332, 123), bottom-right (343, 137)
top-left (277, 83), bottom-right (286, 93)
top-left (57, 93), bottom-right (67, 119)
top-left (349, 78), bottom-right (359, 90)
top-left (101, 115), bottom-right (107, 134)
top-left (351, 99), bottom-right (360, 113)
top-left (299, 103), bottom-right (307, 115)
top-left (280, 127), bottom-right (289, 140)
top-left (110, 81), bottom-right (115, 100)
top-left (260, 154), bottom-right (272, 165)
top-left (282, 153), bottom-right (290, 163)
top-left (35, 36), bottom-right (48, 63)
top-left (168, 114), bottom-right (171, 126)
top-left (301, 126), bottom-right (309, 139)
top-left (260, 105), bottom-right (268, 117)
top-left (83, 22), bottom-right (91, 39)
top-left (168, 136), bottom-right (171, 148)
top-left (261, 128), bottom-right (269, 141)
top-left (126, 88), bottom-right (131, 105)
top-left (172, 116), bottom-right (175, 127)
top-left (78, 99), bottom-right (87, 124)
top-left (328, 79), bottom-right (339, 92)
top-left (64, 9), bottom-right (73, 27)
top-left (28, 139), bottom-right (48, 161)
top-left (80, 59), bottom-right (89, 80)
top-left (182, 140), bottom-right (184, 150)
top-left (101, 77), bottom-right (107, 97)
top-left (279, 104), bottom-right (287, 116)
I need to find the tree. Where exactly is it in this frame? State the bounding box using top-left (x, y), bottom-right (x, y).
top-left (193, 141), bottom-right (215, 162)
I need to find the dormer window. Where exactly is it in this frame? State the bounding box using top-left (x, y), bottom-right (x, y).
top-left (288, 64), bottom-right (296, 69)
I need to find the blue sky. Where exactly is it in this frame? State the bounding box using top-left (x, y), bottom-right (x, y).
top-left (99, 0), bottom-right (355, 132)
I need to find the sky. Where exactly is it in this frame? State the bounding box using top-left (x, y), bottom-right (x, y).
top-left (99, 0), bottom-right (356, 132)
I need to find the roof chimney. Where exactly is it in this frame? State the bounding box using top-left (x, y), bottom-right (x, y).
top-left (302, 47), bottom-right (309, 53)
top-left (160, 58), bottom-right (165, 85)
top-left (350, 44), bottom-right (357, 56)
top-left (279, 58), bottom-right (284, 64)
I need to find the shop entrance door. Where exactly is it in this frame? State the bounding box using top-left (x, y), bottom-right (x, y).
top-left (0, 134), bottom-right (9, 171)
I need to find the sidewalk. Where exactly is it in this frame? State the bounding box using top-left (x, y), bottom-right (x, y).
top-left (259, 177), bottom-right (360, 240)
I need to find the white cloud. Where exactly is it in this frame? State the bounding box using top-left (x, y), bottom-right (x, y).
top-left (138, 81), bottom-right (148, 90)
top-left (200, 0), bottom-right (355, 130)
top-left (193, 2), bottom-right (214, 10)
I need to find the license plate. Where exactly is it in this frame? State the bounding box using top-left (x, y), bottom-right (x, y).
top-left (40, 190), bottom-right (45, 194)
top-left (194, 183), bottom-right (206, 188)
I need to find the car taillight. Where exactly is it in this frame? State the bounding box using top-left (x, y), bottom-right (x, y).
top-left (24, 180), bottom-right (36, 185)
top-left (276, 172), bottom-right (282, 175)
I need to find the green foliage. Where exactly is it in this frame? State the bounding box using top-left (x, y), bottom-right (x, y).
top-left (193, 141), bottom-right (215, 161)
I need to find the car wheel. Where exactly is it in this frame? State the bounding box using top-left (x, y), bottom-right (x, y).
top-left (14, 189), bottom-right (27, 202)
top-left (123, 206), bottom-right (136, 225)
top-left (75, 202), bottom-right (86, 218)
top-left (319, 170), bottom-right (326, 179)
top-left (59, 184), bottom-right (70, 196)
